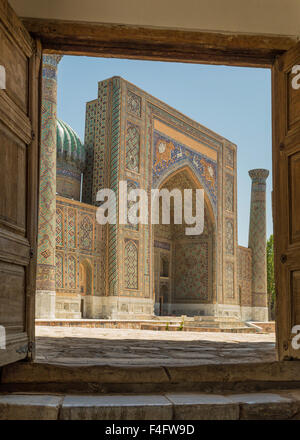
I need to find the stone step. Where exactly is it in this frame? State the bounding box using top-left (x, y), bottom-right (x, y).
top-left (140, 323), bottom-right (258, 333)
top-left (2, 361), bottom-right (300, 395)
top-left (1, 390), bottom-right (300, 419)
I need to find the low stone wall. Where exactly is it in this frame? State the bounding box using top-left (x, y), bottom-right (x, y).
top-left (36, 319), bottom-right (258, 333)
top-left (254, 321), bottom-right (276, 333)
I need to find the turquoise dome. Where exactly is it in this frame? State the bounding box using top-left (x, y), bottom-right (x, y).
top-left (56, 119), bottom-right (85, 170)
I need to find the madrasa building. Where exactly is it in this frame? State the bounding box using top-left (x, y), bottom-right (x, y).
top-left (35, 55), bottom-right (269, 323)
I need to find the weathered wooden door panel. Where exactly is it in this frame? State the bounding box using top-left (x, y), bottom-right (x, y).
top-left (273, 41), bottom-right (300, 360)
top-left (0, 0), bottom-right (41, 366)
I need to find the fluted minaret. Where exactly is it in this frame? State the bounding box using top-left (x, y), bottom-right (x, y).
top-left (36, 55), bottom-right (62, 319)
top-left (248, 169), bottom-right (269, 321)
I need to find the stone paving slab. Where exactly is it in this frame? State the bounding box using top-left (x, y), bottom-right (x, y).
top-left (228, 392), bottom-right (295, 420)
top-left (165, 393), bottom-right (239, 419)
top-left (1, 390), bottom-right (300, 419)
top-left (0, 394), bottom-right (63, 420)
top-left (35, 326), bottom-right (276, 366)
top-left (60, 394), bottom-right (173, 420)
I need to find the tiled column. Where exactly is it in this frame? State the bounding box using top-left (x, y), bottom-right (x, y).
top-left (35, 55), bottom-right (62, 319)
top-left (248, 169), bottom-right (269, 321)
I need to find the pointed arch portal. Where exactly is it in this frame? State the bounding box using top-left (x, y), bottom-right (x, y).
top-left (153, 165), bottom-right (216, 316)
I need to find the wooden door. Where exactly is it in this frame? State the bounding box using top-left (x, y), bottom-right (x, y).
top-left (273, 41), bottom-right (300, 360)
top-left (0, 0), bottom-right (41, 366)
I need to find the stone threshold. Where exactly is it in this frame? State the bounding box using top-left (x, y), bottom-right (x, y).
top-left (1, 389), bottom-right (300, 419)
top-left (2, 361), bottom-right (300, 394)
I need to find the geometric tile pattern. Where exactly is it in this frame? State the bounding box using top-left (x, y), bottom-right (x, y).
top-left (82, 100), bottom-right (97, 204)
top-left (55, 198), bottom-right (106, 295)
top-left (248, 169), bottom-right (269, 301)
top-left (225, 219), bottom-right (234, 255)
top-left (67, 208), bottom-right (76, 249)
top-left (124, 239), bottom-right (138, 289)
top-left (55, 252), bottom-right (63, 289)
top-left (225, 173), bottom-right (234, 212)
top-left (90, 80), bottom-right (109, 205)
top-left (36, 55), bottom-right (62, 292)
top-left (56, 208), bottom-right (63, 247)
top-left (126, 180), bottom-right (139, 230)
top-left (125, 122), bottom-right (140, 172)
top-left (225, 262), bottom-right (234, 298)
top-left (79, 215), bottom-right (93, 251)
top-left (237, 246), bottom-right (252, 307)
top-left (127, 89), bottom-right (141, 117)
top-left (67, 255), bottom-right (76, 289)
top-left (225, 146), bottom-right (234, 168)
top-left (108, 77), bottom-right (121, 296)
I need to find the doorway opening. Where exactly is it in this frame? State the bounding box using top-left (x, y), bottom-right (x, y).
top-left (34, 54), bottom-right (275, 367)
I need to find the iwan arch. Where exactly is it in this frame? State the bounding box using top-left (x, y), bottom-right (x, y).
top-left (36, 56), bottom-right (269, 322)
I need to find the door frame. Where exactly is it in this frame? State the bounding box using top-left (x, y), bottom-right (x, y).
top-left (20, 17), bottom-right (300, 362)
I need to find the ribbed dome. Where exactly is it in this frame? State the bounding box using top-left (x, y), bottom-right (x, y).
top-left (56, 119), bottom-right (85, 170)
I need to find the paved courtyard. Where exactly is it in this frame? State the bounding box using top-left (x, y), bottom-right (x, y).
top-left (35, 326), bottom-right (276, 366)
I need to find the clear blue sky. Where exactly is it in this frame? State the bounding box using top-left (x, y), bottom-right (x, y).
top-left (57, 55), bottom-right (272, 247)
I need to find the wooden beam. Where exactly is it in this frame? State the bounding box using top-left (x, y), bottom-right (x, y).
top-left (22, 18), bottom-right (298, 68)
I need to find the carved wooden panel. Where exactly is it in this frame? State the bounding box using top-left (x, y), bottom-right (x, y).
top-left (0, 0), bottom-right (40, 367)
top-left (0, 122), bottom-right (26, 235)
top-left (292, 271), bottom-right (300, 327)
top-left (0, 23), bottom-right (28, 112)
top-left (289, 151), bottom-right (300, 244)
top-left (273, 41), bottom-right (300, 360)
top-left (0, 262), bottom-right (25, 333)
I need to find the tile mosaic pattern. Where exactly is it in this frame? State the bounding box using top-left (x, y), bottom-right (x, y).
top-left (108, 78), bottom-right (121, 296)
top-left (225, 173), bottom-right (234, 212)
top-left (55, 252), bottom-right (63, 289)
top-left (125, 122), bottom-right (140, 172)
top-left (92, 80), bottom-right (110, 205)
top-left (67, 255), bottom-right (76, 289)
top-left (56, 208), bottom-right (63, 247)
top-left (126, 180), bottom-right (139, 230)
top-left (127, 89), bottom-right (142, 117)
top-left (225, 219), bottom-right (234, 255)
top-left (55, 198), bottom-right (105, 296)
top-left (36, 55), bottom-right (61, 292)
top-left (248, 169), bottom-right (269, 303)
top-left (83, 100), bottom-right (97, 204)
top-left (79, 215), bottom-right (93, 251)
top-left (225, 146), bottom-right (234, 168)
top-left (67, 208), bottom-right (76, 249)
top-left (152, 130), bottom-right (217, 215)
top-left (237, 246), bottom-right (252, 307)
top-left (225, 262), bottom-right (234, 298)
top-left (174, 241), bottom-right (209, 301)
top-left (124, 239), bottom-right (139, 290)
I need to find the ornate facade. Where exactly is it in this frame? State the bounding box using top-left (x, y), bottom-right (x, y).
top-left (36, 60), bottom-right (269, 321)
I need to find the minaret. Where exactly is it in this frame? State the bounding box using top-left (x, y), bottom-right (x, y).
top-left (35, 55), bottom-right (62, 319)
top-left (248, 168), bottom-right (269, 321)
